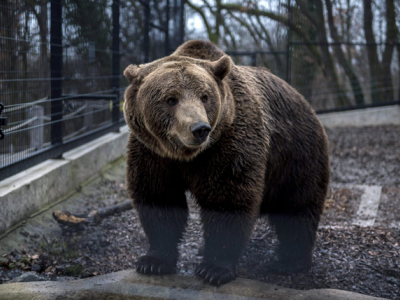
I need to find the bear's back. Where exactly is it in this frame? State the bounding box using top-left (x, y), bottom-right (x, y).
top-left (172, 40), bottom-right (225, 61)
top-left (172, 40), bottom-right (323, 143)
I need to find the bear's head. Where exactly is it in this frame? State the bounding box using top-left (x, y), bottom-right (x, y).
top-left (123, 55), bottom-right (234, 161)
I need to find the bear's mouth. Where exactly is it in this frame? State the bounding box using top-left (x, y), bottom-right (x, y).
top-left (162, 134), bottom-right (210, 160)
top-left (182, 142), bottom-right (205, 148)
top-left (176, 137), bottom-right (209, 149)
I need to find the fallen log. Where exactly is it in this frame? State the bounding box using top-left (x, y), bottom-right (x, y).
top-left (53, 200), bottom-right (132, 228)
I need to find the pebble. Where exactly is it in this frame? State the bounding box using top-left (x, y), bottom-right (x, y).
top-left (31, 264), bottom-right (41, 272)
top-left (9, 272), bottom-right (46, 283)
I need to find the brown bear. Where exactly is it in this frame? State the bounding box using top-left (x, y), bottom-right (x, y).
top-left (123, 40), bottom-right (330, 286)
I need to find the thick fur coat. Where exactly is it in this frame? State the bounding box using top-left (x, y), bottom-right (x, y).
top-left (123, 40), bottom-right (330, 286)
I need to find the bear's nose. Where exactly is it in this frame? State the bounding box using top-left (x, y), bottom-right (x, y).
top-left (191, 122), bottom-right (211, 143)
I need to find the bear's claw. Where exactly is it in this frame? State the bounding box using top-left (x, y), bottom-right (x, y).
top-left (195, 262), bottom-right (236, 286)
top-left (136, 255), bottom-right (175, 275)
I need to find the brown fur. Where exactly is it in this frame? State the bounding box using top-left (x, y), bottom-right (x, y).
top-left (124, 40), bottom-right (330, 286)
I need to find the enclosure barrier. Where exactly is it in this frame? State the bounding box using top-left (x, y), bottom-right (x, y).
top-left (1, 0), bottom-right (399, 181)
top-left (0, 0), bottom-right (124, 181)
top-left (0, 92), bottom-right (125, 181)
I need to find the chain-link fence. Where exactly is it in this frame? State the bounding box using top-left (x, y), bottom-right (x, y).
top-left (1, 0), bottom-right (399, 180)
top-left (0, 0), bottom-right (187, 180)
top-left (0, 0), bottom-right (121, 180)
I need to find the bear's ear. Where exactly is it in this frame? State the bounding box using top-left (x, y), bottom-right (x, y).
top-left (210, 55), bottom-right (231, 80)
top-left (124, 64), bottom-right (141, 84)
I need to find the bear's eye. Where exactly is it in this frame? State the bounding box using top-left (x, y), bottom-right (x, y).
top-left (167, 98), bottom-right (178, 106)
top-left (201, 95), bottom-right (208, 103)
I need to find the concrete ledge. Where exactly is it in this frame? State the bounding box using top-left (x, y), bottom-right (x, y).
top-left (317, 104), bottom-right (400, 127)
top-left (0, 270), bottom-right (387, 300)
top-left (0, 125), bottom-right (130, 235)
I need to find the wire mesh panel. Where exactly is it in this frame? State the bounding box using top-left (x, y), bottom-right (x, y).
top-left (0, 0), bottom-right (50, 167)
top-left (287, 1), bottom-right (400, 112)
top-left (0, 0), bottom-right (184, 180)
top-left (0, 0), bottom-right (125, 180)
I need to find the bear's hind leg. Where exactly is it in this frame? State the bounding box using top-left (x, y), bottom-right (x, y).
top-left (267, 209), bottom-right (320, 275)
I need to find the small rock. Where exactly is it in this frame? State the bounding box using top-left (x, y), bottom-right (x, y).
top-left (386, 277), bottom-right (398, 285)
top-left (20, 230), bottom-right (30, 237)
top-left (9, 272), bottom-right (46, 283)
top-left (31, 264), bottom-right (41, 272)
top-left (0, 258), bottom-right (9, 266)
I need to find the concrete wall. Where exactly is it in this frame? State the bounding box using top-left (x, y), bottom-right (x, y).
top-left (317, 105), bottom-right (400, 128)
top-left (0, 125), bottom-right (130, 236)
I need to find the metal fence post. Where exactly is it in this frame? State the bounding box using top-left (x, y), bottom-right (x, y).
top-left (112, 0), bottom-right (120, 129)
top-left (51, 0), bottom-right (63, 146)
top-left (173, 0), bottom-right (178, 49)
top-left (165, 0), bottom-right (170, 56)
top-left (251, 53), bottom-right (257, 67)
top-left (144, 0), bottom-right (150, 63)
top-left (286, 0), bottom-right (292, 84)
top-left (28, 105), bottom-right (44, 151)
top-left (179, 0), bottom-right (185, 45)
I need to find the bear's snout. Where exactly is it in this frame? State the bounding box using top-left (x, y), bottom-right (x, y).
top-left (191, 122), bottom-right (211, 143)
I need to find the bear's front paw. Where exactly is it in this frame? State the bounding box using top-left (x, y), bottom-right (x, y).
top-left (195, 262), bottom-right (236, 286)
top-left (136, 255), bottom-right (176, 275)
top-left (267, 260), bottom-right (311, 275)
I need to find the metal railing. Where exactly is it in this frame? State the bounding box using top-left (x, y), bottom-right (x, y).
top-left (0, 0), bottom-right (125, 181)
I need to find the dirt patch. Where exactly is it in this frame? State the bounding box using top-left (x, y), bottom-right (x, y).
top-left (320, 187), bottom-right (363, 227)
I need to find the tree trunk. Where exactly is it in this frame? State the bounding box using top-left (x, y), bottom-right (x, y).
top-left (363, 0), bottom-right (384, 103)
top-left (214, 0), bottom-right (222, 45)
top-left (39, 1), bottom-right (48, 79)
top-left (396, 42), bottom-right (400, 104)
top-left (398, 44), bottom-right (400, 102)
top-left (380, 0), bottom-right (396, 101)
top-left (255, 14), bottom-right (283, 75)
top-left (315, 0), bottom-right (349, 107)
top-left (325, 0), bottom-right (364, 104)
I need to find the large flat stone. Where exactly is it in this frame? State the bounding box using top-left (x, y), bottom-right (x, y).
top-left (317, 105), bottom-right (400, 127)
top-left (0, 270), bottom-right (387, 300)
top-left (0, 159), bottom-right (72, 235)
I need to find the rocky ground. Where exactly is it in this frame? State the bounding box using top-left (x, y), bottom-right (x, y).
top-left (0, 125), bottom-right (399, 300)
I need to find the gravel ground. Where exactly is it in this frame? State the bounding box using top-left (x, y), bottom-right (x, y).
top-left (326, 125), bottom-right (400, 187)
top-left (1, 197), bottom-right (398, 299)
top-left (376, 187), bottom-right (400, 228)
top-left (320, 187), bottom-right (363, 227)
top-left (0, 125), bottom-right (399, 300)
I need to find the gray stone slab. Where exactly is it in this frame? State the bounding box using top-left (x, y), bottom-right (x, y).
top-left (0, 159), bottom-right (72, 235)
top-left (0, 270), bottom-right (387, 300)
top-left (62, 128), bottom-right (129, 188)
top-left (318, 105), bottom-right (400, 128)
